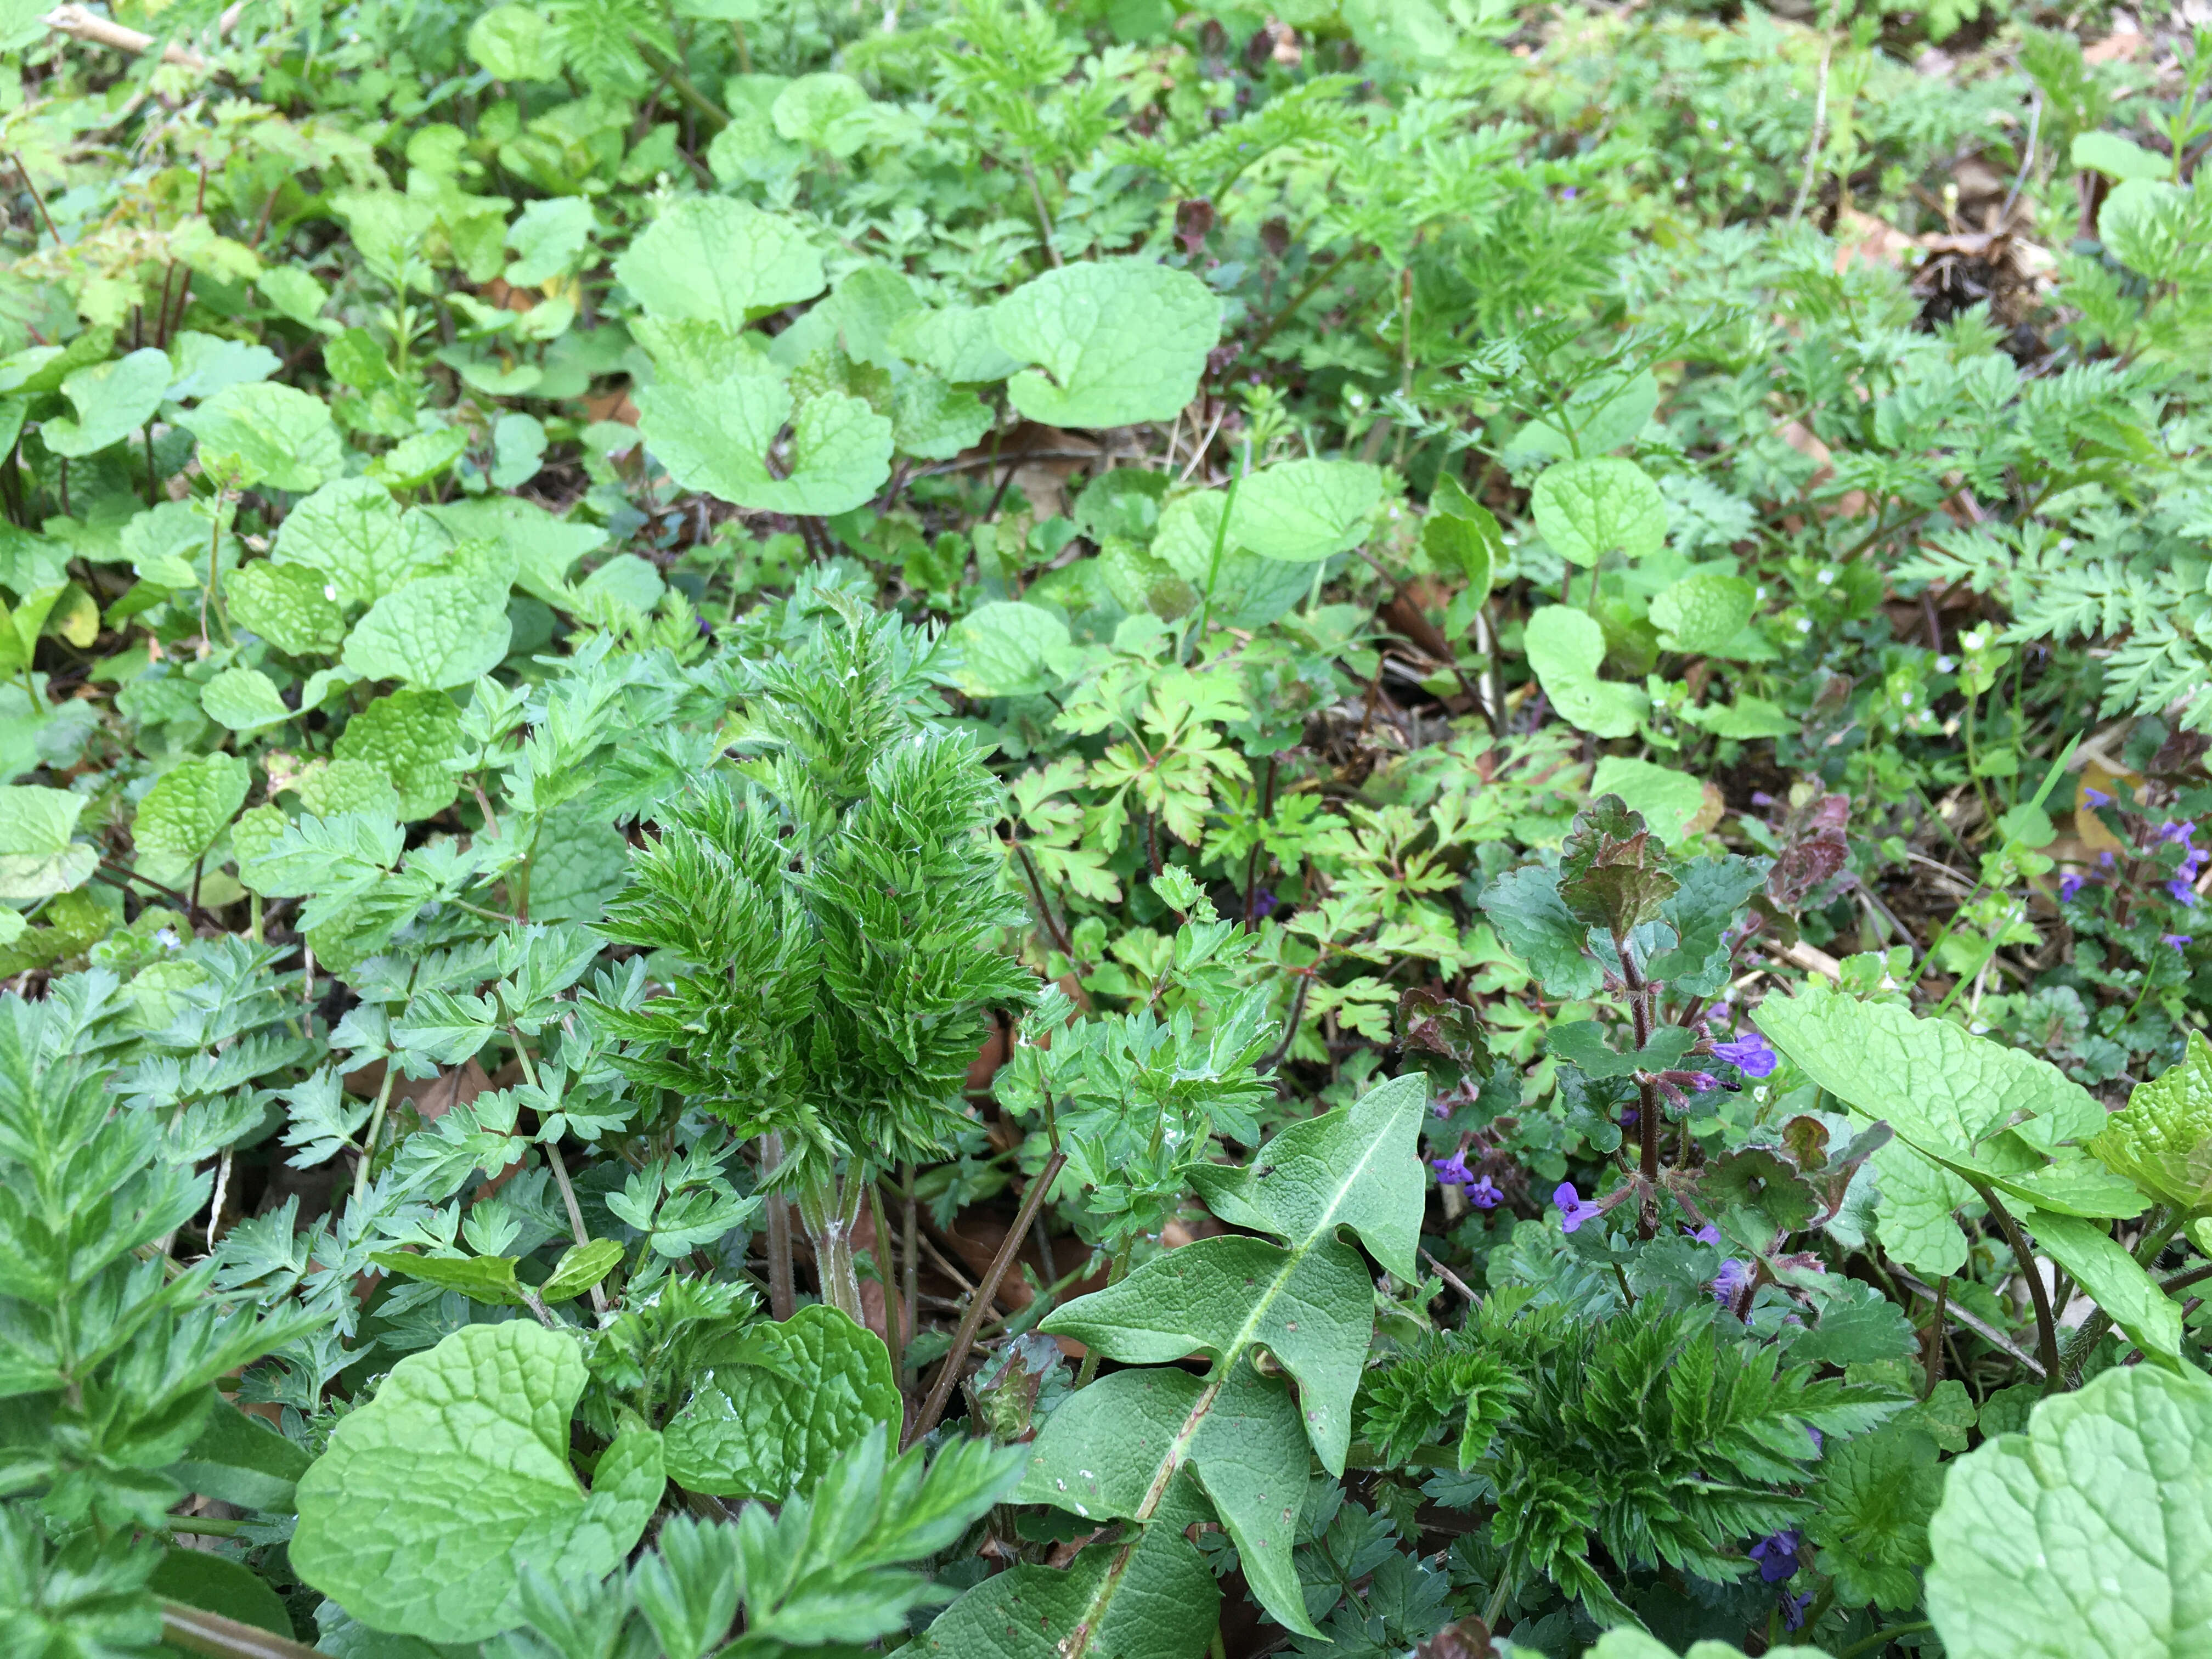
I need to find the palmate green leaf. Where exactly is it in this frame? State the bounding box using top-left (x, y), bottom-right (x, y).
top-left (614, 196), bottom-right (826, 329)
top-left (39, 347), bottom-right (171, 458)
top-left (1523, 606), bottom-right (1646, 738)
top-left (1589, 756), bottom-right (1705, 846)
top-left (1531, 456), bottom-right (1667, 567)
top-left (635, 373), bottom-right (891, 516)
top-left (1232, 458), bottom-right (1381, 563)
top-left (663, 1305), bottom-right (901, 1501)
top-left (992, 259), bottom-right (1219, 428)
top-left (2090, 1030), bottom-right (2212, 1212)
top-left (1927, 1365), bottom-right (2212, 1657)
top-left (940, 1073), bottom-right (1423, 1646)
top-left (292, 1321), bottom-right (664, 1644)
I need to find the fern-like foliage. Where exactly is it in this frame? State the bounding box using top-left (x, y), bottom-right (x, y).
top-left (1361, 1299), bottom-right (1904, 1624)
top-left (591, 595), bottom-right (1034, 1172)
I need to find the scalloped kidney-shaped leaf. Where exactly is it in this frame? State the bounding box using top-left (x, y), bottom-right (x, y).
top-left (2091, 1031), bottom-right (2212, 1213)
top-left (614, 196), bottom-right (826, 329)
top-left (635, 373), bottom-right (891, 517)
top-left (1651, 572), bottom-right (1757, 654)
top-left (180, 382), bottom-right (345, 493)
top-left (662, 1305), bottom-right (900, 1501)
top-left (949, 601), bottom-right (1074, 697)
top-left (1927, 1364), bottom-right (2212, 1658)
top-left (1531, 456), bottom-right (1667, 567)
top-left (342, 579), bottom-right (513, 690)
top-left (1232, 458), bottom-right (1381, 562)
top-left (134, 754), bottom-right (250, 867)
top-left (291, 1321), bottom-right (664, 1644)
top-left (992, 259), bottom-right (1218, 428)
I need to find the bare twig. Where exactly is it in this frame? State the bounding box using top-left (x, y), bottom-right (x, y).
top-left (1788, 34), bottom-right (1836, 226)
top-left (904, 1150), bottom-right (1067, 1449)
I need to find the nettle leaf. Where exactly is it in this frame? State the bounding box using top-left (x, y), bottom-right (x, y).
top-left (333, 689), bottom-right (465, 821)
top-left (614, 196), bottom-right (826, 329)
top-left (199, 667), bottom-right (293, 734)
top-left (1233, 458), bottom-right (1381, 562)
top-left (227, 561), bottom-right (346, 656)
top-left (342, 578), bottom-right (514, 690)
top-left (0, 784), bottom-right (98, 901)
top-left (180, 382), bottom-right (345, 492)
top-left (949, 601), bottom-right (1074, 697)
top-left (134, 754), bottom-right (251, 867)
top-left (292, 1321), bottom-right (664, 1644)
top-left (40, 347), bottom-right (171, 458)
top-left (1523, 605), bottom-right (1647, 738)
top-left (2090, 1030), bottom-right (2212, 1213)
top-left (1927, 1365), bottom-right (2212, 1658)
top-left (1531, 457), bottom-right (1667, 567)
top-left (1755, 985), bottom-right (2140, 1216)
top-left (946, 1073), bottom-right (1423, 1643)
top-left (635, 373), bottom-right (891, 517)
top-left (992, 259), bottom-right (1219, 428)
top-left (663, 1305), bottom-right (901, 1502)
top-left (1650, 572), bottom-right (1757, 655)
top-left (274, 477), bottom-right (439, 606)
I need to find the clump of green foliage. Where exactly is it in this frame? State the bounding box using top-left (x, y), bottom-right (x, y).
top-left (5, 0), bottom-right (2212, 1656)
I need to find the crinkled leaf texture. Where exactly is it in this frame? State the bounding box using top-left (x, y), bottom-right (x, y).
top-left (1927, 1364), bottom-right (2212, 1657)
top-left (662, 1304), bottom-right (901, 1500)
top-left (614, 195), bottom-right (826, 328)
top-left (342, 578), bottom-right (513, 690)
top-left (634, 373), bottom-right (891, 516)
top-left (950, 600), bottom-right (1075, 697)
top-left (291, 1320), bottom-right (664, 1643)
top-left (927, 1072), bottom-right (1423, 1651)
top-left (1231, 458), bottom-right (1381, 563)
top-left (1530, 456), bottom-right (1667, 567)
top-left (2091, 1030), bottom-right (2212, 1213)
top-left (992, 259), bottom-right (1219, 428)
top-left (1757, 984), bottom-right (2145, 1277)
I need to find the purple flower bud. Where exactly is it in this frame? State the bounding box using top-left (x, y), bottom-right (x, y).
top-left (2084, 788), bottom-right (2115, 808)
top-left (1750, 1529), bottom-right (1803, 1584)
top-left (1712, 1030), bottom-right (1779, 1078)
top-left (1689, 1071), bottom-right (1722, 1093)
top-left (1560, 185), bottom-right (1577, 199)
top-left (1554, 1182), bottom-right (1602, 1234)
top-left (1807, 1426), bottom-right (1824, 1453)
top-left (1250, 888), bottom-right (1279, 918)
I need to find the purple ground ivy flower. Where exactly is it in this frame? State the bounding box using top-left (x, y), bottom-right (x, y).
top-left (1712, 1259), bottom-right (1753, 1302)
top-left (2164, 934), bottom-right (2194, 950)
top-left (1554, 1183), bottom-right (1602, 1234)
top-left (2059, 871), bottom-right (2087, 901)
top-left (2084, 787), bottom-right (2115, 808)
top-left (1712, 1029), bottom-right (1779, 1077)
top-left (1465, 1175), bottom-right (1502, 1210)
top-left (1781, 1589), bottom-right (1815, 1630)
top-left (1686, 1222), bottom-right (1721, 1245)
top-left (1249, 888), bottom-right (1280, 918)
top-left (1431, 1152), bottom-right (1475, 1188)
top-left (1750, 1529), bottom-right (1803, 1584)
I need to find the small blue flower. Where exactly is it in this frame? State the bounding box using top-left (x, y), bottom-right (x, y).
top-left (1431, 1152), bottom-right (1475, 1188)
top-left (1712, 1029), bottom-right (1779, 1078)
top-left (1750, 1529), bottom-right (1802, 1584)
top-left (1554, 1183), bottom-right (1602, 1234)
top-left (1465, 1175), bottom-right (1502, 1210)
top-left (2059, 871), bottom-right (2087, 901)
